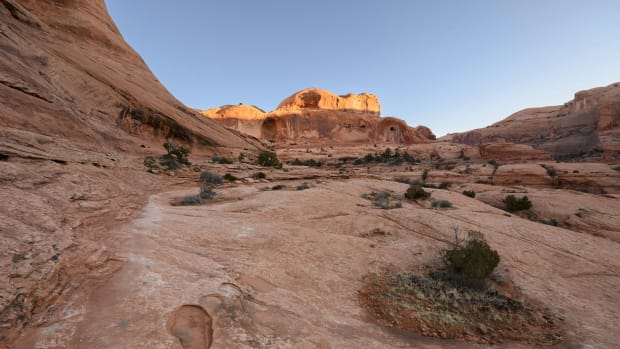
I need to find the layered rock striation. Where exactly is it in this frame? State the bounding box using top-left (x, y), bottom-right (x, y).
top-left (202, 88), bottom-right (435, 145)
top-left (0, 1), bottom-right (259, 345)
top-left (445, 82), bottom-right (620, 159)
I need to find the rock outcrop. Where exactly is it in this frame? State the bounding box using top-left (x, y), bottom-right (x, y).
top-left (202, 88), bottom-right (435, 145)
top-left (0, 0), bottom-right (259, 153)
top-left (0, 1), bottom-right (259, 345)
top-left (480, 143), bottom-right (552, 161)
top-left (445, 82), bottom-right (620, 159)
top-left (276, 88), bottom-right (381, 115)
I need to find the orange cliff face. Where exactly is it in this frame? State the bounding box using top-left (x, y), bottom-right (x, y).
top-left (0, 0), bottom-right (260, 154)
top-left (0, 1), bottom-right (260, 345)
top-left (445, 82), bottom-right (620, 160)
top-left (276, 88), bottom-right (381, 115)
top-left (201, 88), bottom-right (435, 145)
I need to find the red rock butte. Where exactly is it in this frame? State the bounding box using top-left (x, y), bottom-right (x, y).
top-left (201, 87), bottom-right (436, 145)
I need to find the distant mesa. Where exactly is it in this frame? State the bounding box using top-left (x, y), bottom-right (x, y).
top-left (444, 82), bottom-right (620, 160)
top-left (201, 88), bottom-right (435, 145)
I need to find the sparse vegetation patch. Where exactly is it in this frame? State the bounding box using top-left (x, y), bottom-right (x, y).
top-left (145, 142), bottom-right (192, 172)
top-left (251, 172), bottom-right (266, 180)
top-left (404, 184), bottom-right (431, 201)
top-left (359, 230), bottom-right (563, 345)
top-left (462, 190), bottom-right (476, 198)
top-left (349, 148), bottom-right (418, 166)
top-left (362, 191), bottom-right (402, 209)
top-left (258, 150), bottom-right (280, 167)
top-left (503, 195), bottom-right (532, 212)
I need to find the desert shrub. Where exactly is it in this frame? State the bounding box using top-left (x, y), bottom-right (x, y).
top-left (350, 149), bottom-right (416, 166)
top-left (199, 188), bottom-right (216, 200)
top-left (291, 158), bottom-right (323, 167)
top-left (144, 156), bottom-right (159, 169)
top-left (404, 185), bottom-right (430, 200)
top-left (258, 150), bottom-right (280, 167)
top-left (438, 181), bottom-right (452, 189)
top-left (180, 195), bottom-right (203, 206)
top-left (503, 195), bottom-right (532, 211)
top-left (200, 171), bottom-right (223, 186)
top-left (431, 200), bottom-right (452, 208)
top-left (162, 142), bottom-right (191, 167)
top-left (442, 230), bottom-right (500, 289)
top-left (362, 191), bottom-right (402, 209)
top-left (272, 184), bottom-right (286, 190)
top-left (463, 190), bottom-right (476, 198)
top-left (540, 164), bottom-right (557, 177)
top-left (200, 171), bottom-right (223, 198)
top-left (421, 168), bottom-right (429, 182)
top-left (251, 172), bottom-right (266, 179)
top-left (543, 218), bottom-right (559, 226)
top-left (223, 173), bottom-right (237, 182)
top-left (218, 157), bottom-right (234, 164)
top-left (296, 182), bottom-right (311, 190)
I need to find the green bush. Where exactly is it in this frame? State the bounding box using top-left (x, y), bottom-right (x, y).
top-left (404, 185), bottom-right (431, 200)
top-left (258, 150), bottom-right (280, 167)
top-left (463, 190), bottom-right (476, 198)
top-left (251, 172), bottom-right (266, 179)
top-left (443, 231), bottom-right (500, 289)
top-left (272, 184), bottom-right (286, 190)
top-left (219, 157), bottom-right (234, 164)
top-left (223, 173), bottom-right (238, 182)
top-left (162, 142), bottom-right (191, 167)
top-left (503, 195), bottom-right (532, 211)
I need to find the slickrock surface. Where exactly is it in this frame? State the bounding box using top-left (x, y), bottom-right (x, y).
top-left (14, 177), bottom-right (620, 348)
top-left (0, 1), bottom-right (259, 345)
top-left (2, 1), bottom-right (620, 348)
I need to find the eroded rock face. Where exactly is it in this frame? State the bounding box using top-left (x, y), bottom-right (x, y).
top-left (446, 82), bottom-right (620, 159)
top-left (0, 0), bottom-right (259, 152)
top-left (203, 88), bottom-right (435, 145)
top-left (0, 1), bottom-right (258, 345)
top-left (480, 143), bottom-right (552, 161)
top-left (276, 87), bottom-right (381, 115)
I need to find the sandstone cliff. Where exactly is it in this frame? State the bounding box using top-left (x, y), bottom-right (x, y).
top-left (276, 87), bottom-right (381, 115)
top-left (445, 82), bottom-right (620, 159)
top-left (0, 0), bottom-right (259, 344)
top-left (202, 88), bottom-right (435, 145)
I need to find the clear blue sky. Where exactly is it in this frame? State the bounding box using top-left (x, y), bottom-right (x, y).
top-left (106, 0), bottom-right (620, 137)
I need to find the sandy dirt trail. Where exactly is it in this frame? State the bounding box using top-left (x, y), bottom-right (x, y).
top-left (16, 179), bottom-right (620, 348)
